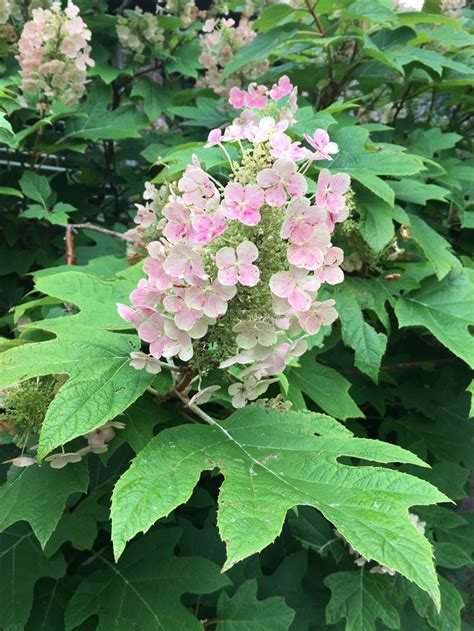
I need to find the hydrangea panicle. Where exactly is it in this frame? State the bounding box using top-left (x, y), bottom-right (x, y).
top-left (120, 76), bottom-right (352, 407)
top-left (17, 1), bottom-right (94, 106)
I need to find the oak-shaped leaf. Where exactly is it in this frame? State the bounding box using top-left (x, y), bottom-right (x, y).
top-left (324, 570), bottom-right (400, 631)
top-left (111, 407), bottom-right (447, 604)
top-left (216, 579), bottom-right (295, 631)
top-left (0, 270), bottom-right (154, 458)
top-left (0, 459), bottom-right (88, 548)
top-left (0, 524), bottom-right (66, 631)
top-left (395, 268), bottom-right (474, 369)
top-left (65, 528), bottom-right (230, 631)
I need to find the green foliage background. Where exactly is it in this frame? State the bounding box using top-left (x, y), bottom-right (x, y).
top-left (0, 0), bottom-right (473, 629)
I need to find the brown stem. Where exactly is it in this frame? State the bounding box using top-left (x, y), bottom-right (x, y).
top-left (67, 223), bottom-right (134, 242)
top-left (65, 225), bottom-right (77, 265)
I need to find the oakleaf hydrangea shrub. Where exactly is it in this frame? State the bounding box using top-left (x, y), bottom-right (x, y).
top-left (119, 77), bottom-right (349, 407)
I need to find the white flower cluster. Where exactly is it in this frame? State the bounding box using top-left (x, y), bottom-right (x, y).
top-left (116, 7), bottom-right (164, 63)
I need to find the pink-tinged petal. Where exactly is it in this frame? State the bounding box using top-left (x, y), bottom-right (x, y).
top-left (257, 168), bottom-right (279, 188)
top-left (288, 288), bottom-right (311, 312)
top-left (174, 307), bottom-right (200, 331)
top-left (206, 129), bottom-right (222, 147)
top-left (244, 184), bottom-right (265, 209)
top-left (218, 267), bottom-right (238, 286)
top-left (240, 208), bottom-right (262, 226)
top-left (138, 319), bottom-right (160, 343)
top-left (325, 246), bottom-right (344, 266)
top-left (314, 128), bottom-right (330, 147)
top-left (215, 246), bottom-right (236, 269)
top-left (327, 192), bottom-right (345, 214)
top-left (331, 173), bottom-right (351, 194)
top-left (149, 337), bottom-right (166, 357)
top-left (264, 187), bottom-right (286, 207)
top-left (273, 157), bottom-right (296, 178)
top-left (204, 292), bottom-right (227, 318)
top-left (324, 266), bottom-right (344, 285)
top-left (318, 168), bottom-right (331, 190)
top-left (287, 244), bottom-right (324, 270)
top-left (286, 172), bottom-right (307, 197)
top-left (215, 282), bottom-right (237, 301)
top-left (237, 240), bottom-right (258, 263)
top-left (229, 86), bottom-right (246, 108)
top-left (117, 304), bottom-right (138, 326)
top-left (270, 271), bottom-right (294, 298)
top-left (238, 264), bottom-right (260, 287)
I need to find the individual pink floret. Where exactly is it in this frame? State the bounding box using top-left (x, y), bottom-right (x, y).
top-left (221, 182), bottom-right (264, 225)
top-left (192, 210), bottom-right (227, 244)
top-left (215, 240), bottom-right (260, 287)
top-left (178, 162), bottom-right (218, 209)
top-left (163, 244), bottom-right (206, 283)
top-left (256, 158), bottom-right (307, 207)
top-left (280, 197), bottom-right (327, 245)
top-left (270, 267), bottom-right (320, 312)
top-left (316, 169), bottom-right (350, 214)
top-left (304, 129), bottom-right (339, 161)
top-left (206, 128), bottom-right (223, 147)
top-left (315, 246), bottom-right (345, 285)
top-left (269, 75), bottom-right (293, 101)
top-left (287, 227), bottom-right (331, 270)
top-left (245, 83), bottom-right (268, 109)
top-left (185, 280), bottom-right (236, 318)
top-left (269, 133), bottom-right (306, 161)
top-left (296, 299), bottom-right (338, 335)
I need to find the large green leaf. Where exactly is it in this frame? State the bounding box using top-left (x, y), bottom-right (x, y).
top-left (216, 580), bottom-right (295, 630)
top-left (330, 127), bottom-right (425, 205)
top-left (407, 214), bottom-right (461, 280)
top-left (0, 460), bottom-right (88, 548)
top-left (287, 351), bottom-right (364, 419)
top-left (111, 407), bottom-right (447, 603)
top-left (334, 283), bottom-right (387, 382)
top-left (395, 269), bottom-right (474, 368)
top-left (0, 524), bottom-right (66, 631)
top-left (65, 528), bottom-right (230, 630)
top-left (0, 270), bottom-right (154, 458)
top-left (64, 84), bottom-right (147, 141)
top-left (324, 571), bottom-right (400, 631)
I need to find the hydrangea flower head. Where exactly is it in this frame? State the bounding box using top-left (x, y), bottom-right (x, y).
top-left (120, 77), bottom-right (351, 407)
top-left (17, 1), bottom-right (94, 106)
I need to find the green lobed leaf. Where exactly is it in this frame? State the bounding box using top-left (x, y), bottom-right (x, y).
top-left (324, 570), bottom-right (400, 631)
top-left (216, 579), bottom-right (295, 630)
top-left (0, 524), bottom-right (66, 631)
top-left (0, 460), bottom-right (88, 548)
top-left (111, 407), bottom-right (447, 603)
top-left (358, 191), bottom-right (395, 252)
top-left (287, 351), bottom-right (364, 419)
top-left (408, 214), bottom-right (461, 280)
top-left (334, 283), bottom-right (387, 382)
top-left (131, 76), bottom-right (173, 122)
top-left (395, 268), bottom-right (474, 367)
top-left (19, 172), bottom-right (52, 208)
top-left (0, 271), bottom-right (154, 458)
top-left (65, 528), bottom-right (230, 630)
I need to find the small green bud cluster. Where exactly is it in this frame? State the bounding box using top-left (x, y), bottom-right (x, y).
top-left (1, 377), bottom-right (55, 447)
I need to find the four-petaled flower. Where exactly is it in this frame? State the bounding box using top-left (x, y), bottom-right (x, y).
top-left (316, 169), bottom-right (350, 214)
top-left (304, 129), bottom-right (339, 160)
top-left (185, 280), bottom-right (236, 318)
top-left (296, 299), bottom-right (338, 335)
top-left (280, 197), bottom-right (326, 245)
top-left (215, 240), bottom-right (260, 287)
top-left (269, 133), bottom-right (306, 161)
top-left (257, 158), bottom-right (307, 207)
top-left (269, 75), bottom-right (293, 101)
top-left (270, 266), bottom-right (320, 312)
top-left (221, 182), bottom-right (264, 225)
top-left (315, 246), bottom-right (344, 285)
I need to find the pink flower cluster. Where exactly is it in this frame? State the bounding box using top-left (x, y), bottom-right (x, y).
top-left (17, 1), bottom-right (94, 106)
top-left (119, 77), bottom-right (350, 408)
top-left (197, 18), bottom-right (269, 98)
